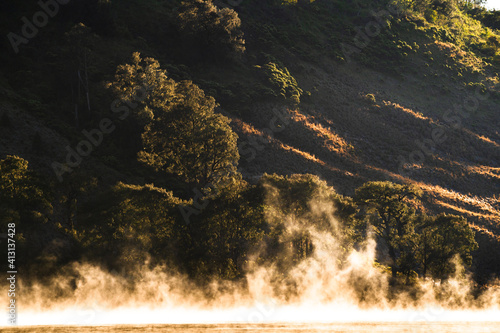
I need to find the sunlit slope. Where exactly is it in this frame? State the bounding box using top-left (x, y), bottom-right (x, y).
top-left (0, 0), bottom-right (499, 283)
top-left (234, 38), bottom-right (499, 280)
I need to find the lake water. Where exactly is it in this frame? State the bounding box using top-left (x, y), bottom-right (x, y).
top-left (2, 323), bottom-right (500, 333)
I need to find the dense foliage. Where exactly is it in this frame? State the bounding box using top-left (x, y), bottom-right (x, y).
top-left (0, 0), bottom-right (497, 289)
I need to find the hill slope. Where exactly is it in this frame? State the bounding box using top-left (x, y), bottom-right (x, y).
top-left (0, 0), bottom-right (499, 282)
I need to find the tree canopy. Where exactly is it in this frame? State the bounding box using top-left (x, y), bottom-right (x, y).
top-left (355, 181), bottom-right (478, 282)
top-left (177, 0), bottom-right (245, 61)
top-left (416, 213), bottom-right (478, 279)
top-left (138, 80), bottom-right (240, 189)
top-left (108, 53), bottom-right (240, 189)
top-left (355, 181), bottom-right (422, 278)
top-left (0, 156), bottom-right (52, 227)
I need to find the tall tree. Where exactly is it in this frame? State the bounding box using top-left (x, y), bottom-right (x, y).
top-left (106, 52), bottom-right (177, 157)
top-left (139, 80), bottom-right (239, 188)
top-left (416, 213), bottom-right (478, 279)
top-left (109, 53), bottom-right (240, 188)
top-left (355, 181), bottom-right (422, 278)
top-left (0, 156), bottom-right (53, 264)
top-left (64, 23), bottom-right (96, 128)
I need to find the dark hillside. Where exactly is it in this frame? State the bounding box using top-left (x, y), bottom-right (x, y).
top-left (0, 0), bottom-right (499, 285)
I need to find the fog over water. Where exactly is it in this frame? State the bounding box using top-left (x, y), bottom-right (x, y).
top-left (2, 184), bottom-right (500, 329)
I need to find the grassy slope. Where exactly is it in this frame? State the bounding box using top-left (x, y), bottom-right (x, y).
top-left (229, 1), bottom-right (500, 281)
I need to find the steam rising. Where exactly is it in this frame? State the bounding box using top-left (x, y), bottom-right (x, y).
top-left (4, 183), bottom-right (500, 326)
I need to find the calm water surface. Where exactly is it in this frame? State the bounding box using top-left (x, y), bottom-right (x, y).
top-left (2, 323), bottom-right (500, 333)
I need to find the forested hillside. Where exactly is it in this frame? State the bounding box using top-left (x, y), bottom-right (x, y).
top-left (0, 0), bottom-right (499, 292)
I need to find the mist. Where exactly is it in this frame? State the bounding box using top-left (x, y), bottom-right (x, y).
top-left (5, 180), bottom-right (499, 327)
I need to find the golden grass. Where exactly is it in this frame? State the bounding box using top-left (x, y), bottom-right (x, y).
top-left (384, 101), bottom-right (432, 122)
top-left (232, 118), bottom-right (265, 136)
top-left (417, 183), bottom-right (500, 217)
top-left (435, 199), bottom-right (499, 221)
top-left (465, 165), bottom-right (500, 179)
top-left (278, 141), bottom-right (358, 178)
top-left (289, 109), bottom-right (352, 155)
top-left (438, 157), bottom-right (500, 180)
top-left (232, 116), bottom-right (355, 177)
top-left (461, 128), bottom-right (500, 149)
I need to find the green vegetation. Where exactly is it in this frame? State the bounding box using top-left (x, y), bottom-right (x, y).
top-left (107, 52), bottom-right (240, 188)
top-left (0, 0), bottom-right (498, 290)
top-left (1, 153), bottom-right (478, 285)
top-left (140, 79), bottom-right (239, 188)
top-left (416, 213), bottom-right (478, 279)
top-left (256, 62), bottom-right (303, 104)
top-left (356, 181), bottom-right (423, 279)
top-left (177, 0), bottom-right (245, 61)
top-left (0, 156), bottom-right (53, 271)
top-left (356, 181), bottom-right (478, 282)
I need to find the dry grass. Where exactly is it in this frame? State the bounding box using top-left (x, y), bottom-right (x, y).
top-left (289, 109), bottom-right (352, 155)
top-left (384, 101), bottom-right (432, 122)
top-left (462, 128), bottom-right (500, 148)
top-left (434, 41), bottom-right (486, 71)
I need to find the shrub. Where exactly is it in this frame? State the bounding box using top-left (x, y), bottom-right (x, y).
top-left (256, 62), bottom-right (303, 104)
top-left (364, 93), bottom-right (376, 104)
top-left (425, 8), bottom-right (438, 23)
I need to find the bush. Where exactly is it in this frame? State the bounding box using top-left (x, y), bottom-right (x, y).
top-left (425, 8), bottom-right (438, 23)
top-left (256, 62), bottom-right (303, 104)
top-left (364, 93), bottom-right (376, 104)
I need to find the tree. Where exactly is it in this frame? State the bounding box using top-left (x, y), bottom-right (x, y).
top-left (0, 156), bottom-right (52, 227)
top-left (416, 213), bottom-right (478, 279)
top-left (0, 156), bottom-right (53, 264)
top-left (106, 52), bottom-right (177, 157)
top-left (355, 181), bottom-right (422, 278)
top-left (257, 62), bottom-right (303, 104)
top-left (139, 80), bottom-right (239, 188)
top-left (107, 52), bottom-right (177, 126)
top-left (460, 0), bottom-right (486, 7)
top-left (64, 23), bottom-right (96, 128)
top-left (186, 179), bottom-right (266, 280)
top-left (79, 182), bottom-right (188, 267)
top-left (108, 53), bottom-right (240, 189)
top-left (177, 0), bottom-right (245, 61)
top-left (258, 174), bottom-right (358, 267)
